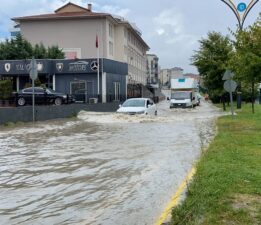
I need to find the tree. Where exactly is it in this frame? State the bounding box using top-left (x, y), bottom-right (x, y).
top-left (46, 45), bottom-right (64, 59)
top-left (191, 32), bottom-right (233, 102)
top-left (0, 34), bottom-right (33, 60)
top-left (0, 34), bottom-right (64, 60)
top-left (34, 43), bottom-right (47, 59)
top-left (230, 13), bottom-right (261, 113)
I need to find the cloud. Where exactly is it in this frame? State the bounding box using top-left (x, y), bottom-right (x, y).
top-left (154, 8), bottom-right (184, 36)
top-left (99, 5), bottom-right (130, 18)
top-left (156, 28), bottom-right (165, 36)
top-left (149, 8), bottom-right (201, 72)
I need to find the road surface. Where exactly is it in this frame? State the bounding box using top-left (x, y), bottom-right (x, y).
top-left (0, 100), bottom-right (224, 225)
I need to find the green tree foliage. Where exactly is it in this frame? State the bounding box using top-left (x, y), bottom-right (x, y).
top-left (34, 43), bottom-right (47, 59)
top-left (46, 45), bottom-right (65, 59)
top-left (0, 79), bottom-right (13, 99)
top-left (191, 32), bottom-right (233, 102)
top-left (229, 13), bottom-right (261, 104)
top-left (230, 14), bottom-right (261, 82)
top-left (0, 34), bottom-right (64, 60)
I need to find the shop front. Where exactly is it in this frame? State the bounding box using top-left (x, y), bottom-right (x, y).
top-left (0, 58), bottom-right (128, 103)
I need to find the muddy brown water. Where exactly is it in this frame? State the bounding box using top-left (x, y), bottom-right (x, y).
top-left (0, 100), bottom-right (224, 225)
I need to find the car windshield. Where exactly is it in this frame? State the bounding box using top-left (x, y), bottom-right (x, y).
top-left (171, 92), bottom-right (191, 99)
top-left (122, 99), bottom-right (145, 107)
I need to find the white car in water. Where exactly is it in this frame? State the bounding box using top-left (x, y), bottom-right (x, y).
top-left (117, 98), bottom-right (157, 115)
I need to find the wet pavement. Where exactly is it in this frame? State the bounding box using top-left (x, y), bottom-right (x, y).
top-left (0, 100), bottom-right (224, 225)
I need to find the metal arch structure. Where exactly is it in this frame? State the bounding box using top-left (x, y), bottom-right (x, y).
top-left (221, 0), bottom-right (260, 29)
top-left (242, 0), bottom-right (260, 28)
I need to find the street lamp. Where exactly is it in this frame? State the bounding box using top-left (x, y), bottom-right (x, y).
top-left (221, 0), bottom-right (259, 108)
top-left (221, 0), bottom-right (259, 30)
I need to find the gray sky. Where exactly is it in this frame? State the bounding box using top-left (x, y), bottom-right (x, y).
top-left (0, 0), bottom-right (260, 73)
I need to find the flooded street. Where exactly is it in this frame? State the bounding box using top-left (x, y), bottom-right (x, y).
top-left (0, 100), bottom-right (224, 225)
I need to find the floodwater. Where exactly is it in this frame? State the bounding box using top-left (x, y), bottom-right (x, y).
top-left (0, 100), bottom-right (224, 225)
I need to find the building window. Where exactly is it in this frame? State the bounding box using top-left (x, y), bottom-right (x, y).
top-left (109, 41), bottom-right (113, 56)
top-left (109, 23), bottom-right (113, 38)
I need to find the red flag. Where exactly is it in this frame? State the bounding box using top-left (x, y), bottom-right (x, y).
top-left (96, 35), bottom-right (98, 48)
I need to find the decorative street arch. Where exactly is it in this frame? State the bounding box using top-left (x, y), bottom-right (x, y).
top-left (221, 0), bottom-right (259, 29)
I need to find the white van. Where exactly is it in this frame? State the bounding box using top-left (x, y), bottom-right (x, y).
top-left (170, 91), bottom-right (197, 108)
top-left (169, 78), bottom-right (198, 108)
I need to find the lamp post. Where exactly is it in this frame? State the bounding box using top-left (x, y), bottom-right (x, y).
top-left (221, 0), bottom-right (259, 30)
top-left (221, 0), bottom-right (259, 108)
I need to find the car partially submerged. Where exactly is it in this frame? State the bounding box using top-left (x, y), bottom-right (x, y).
top-left (117, 98), bottom-right (157, 115)
top-left (16, 87), bottom-right (74, 106)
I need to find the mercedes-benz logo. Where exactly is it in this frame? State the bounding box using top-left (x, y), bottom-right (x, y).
top-left (90, 61), bottom-right (98, 71)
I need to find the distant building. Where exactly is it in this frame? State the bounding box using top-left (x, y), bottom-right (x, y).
top-left (170, 67), bottom-right (184, 79)
top-left (159, 67), bottom-right (184, 87)
top-left (146, 54), bottom-right (159, 86)
top-left (159, 69), bottom-right (170, 87)
top-left (9, 26), bottom-right (20, 39)
top-left (12, 2), bottom-right (149, 85)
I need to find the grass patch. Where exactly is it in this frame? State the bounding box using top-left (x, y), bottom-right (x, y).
top-left (171, 104), bottom-right (261, 225)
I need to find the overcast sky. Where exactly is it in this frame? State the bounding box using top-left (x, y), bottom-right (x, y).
top-left (0, 0), bottom-right (260, 73)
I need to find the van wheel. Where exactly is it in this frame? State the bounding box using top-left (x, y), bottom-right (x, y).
top-left (54, 98), bottom-right (62, 105)
top-left (18, 97), bottom-right (26, 106)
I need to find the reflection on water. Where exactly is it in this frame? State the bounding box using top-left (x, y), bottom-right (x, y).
top-left (0, 101), bottom-right (223, 225)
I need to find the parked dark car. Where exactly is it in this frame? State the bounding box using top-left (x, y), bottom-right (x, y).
top-left (16, 87), bottom-right (74, 106)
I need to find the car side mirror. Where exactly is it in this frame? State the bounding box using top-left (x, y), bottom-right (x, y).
top-left (167, 97), bottom-right (170, 101)
top-left (119, 104), bottom-right (122, 108)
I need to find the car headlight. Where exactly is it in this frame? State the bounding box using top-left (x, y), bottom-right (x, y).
top-left (62, 95), bottom-right (67, 99)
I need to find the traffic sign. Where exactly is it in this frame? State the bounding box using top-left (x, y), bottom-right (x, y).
top-left (224, 80), bottom-right (237, 92)
top-left (30, 57), bottom-right (38, 80)
top-left (222, 70), bottom-right (234, 80)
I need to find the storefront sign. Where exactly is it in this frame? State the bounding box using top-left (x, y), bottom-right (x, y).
top-left (69, 61), bottom-right (89, 72)
top-left (0, 60), bottom-right (47, 75)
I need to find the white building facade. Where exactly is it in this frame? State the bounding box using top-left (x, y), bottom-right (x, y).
top-left (12, 2), bottom-right (149, 85)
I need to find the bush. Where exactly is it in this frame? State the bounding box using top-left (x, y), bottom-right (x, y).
top-left (0, 79), bottom-right (13, 100)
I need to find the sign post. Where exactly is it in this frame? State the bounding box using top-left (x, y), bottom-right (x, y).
top-left (223, 70), bottom-right (237, 118)
top-left (30, 57), bottom-right (38, 123)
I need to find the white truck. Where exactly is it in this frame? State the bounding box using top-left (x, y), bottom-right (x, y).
top-left (169, 78), bottom-right (199, 108)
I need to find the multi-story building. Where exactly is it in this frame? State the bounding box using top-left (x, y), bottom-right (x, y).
top-left (170, 67), bottom-right (184, 79)
top-left (159, 69), bottom-right (170, 87)
top-left (12, 2), bottom-right (149, 85)
top-left (160, 67), bottom-right (184, 87)
top-left (146, 54), bottom-right (159, 87)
